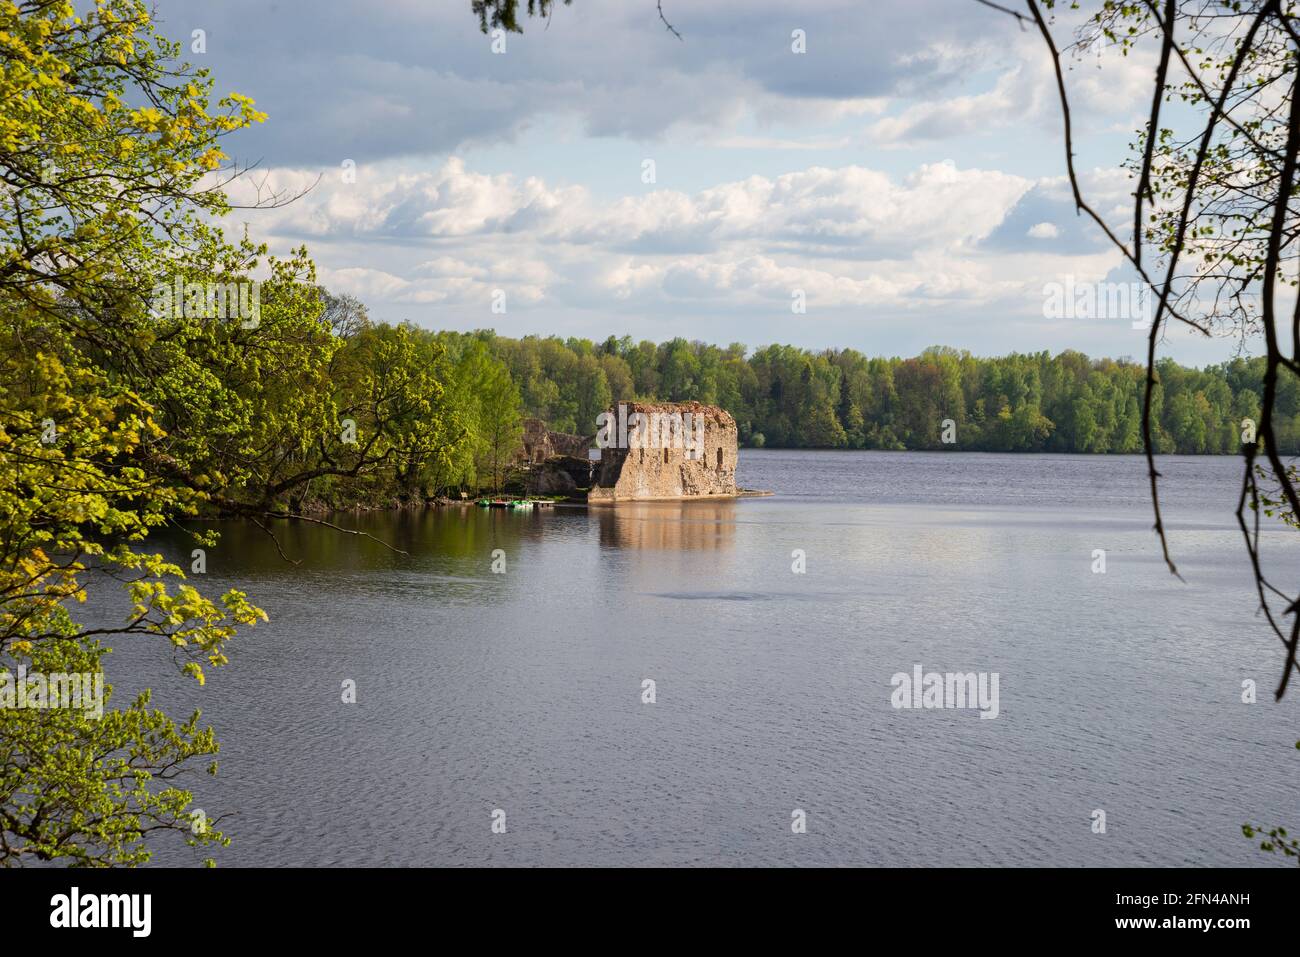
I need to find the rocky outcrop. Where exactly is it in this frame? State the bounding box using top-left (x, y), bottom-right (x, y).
top-left (588, 401), bottom-right (738, 503)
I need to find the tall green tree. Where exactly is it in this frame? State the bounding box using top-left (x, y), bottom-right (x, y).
top-left (0, 0), bottom-right (463, 865)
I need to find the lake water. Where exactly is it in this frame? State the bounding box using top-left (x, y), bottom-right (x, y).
top-left (99, 450), bottom-right (1300, 867)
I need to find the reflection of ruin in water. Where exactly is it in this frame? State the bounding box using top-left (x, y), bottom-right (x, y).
top-left (595, 500), bottom-right (737, 551)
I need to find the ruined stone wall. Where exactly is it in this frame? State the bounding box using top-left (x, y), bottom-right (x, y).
top-left (548, 431), bottom-right (593, 459)
top-left (520, 418), bottom-right (593, 464)
top-left (588, 401), bottom-right (738, 503)
top-left (520, 418), bottom-right (550, 464)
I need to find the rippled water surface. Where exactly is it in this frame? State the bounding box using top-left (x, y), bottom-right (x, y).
top-left (101, 450), bottom-right (1300, 866)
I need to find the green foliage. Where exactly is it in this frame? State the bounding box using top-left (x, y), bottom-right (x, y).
top-left (0, 0), bottom-right (476, 865)
top-left (1242, 822), bottom-right (1300, 863)
top-left (0, 0), bottom-right (274, 866)
top-left (1, 640), bottom-right (231, 866)
top-left (456, 333), bottom-right (1281, 454)
top-left (435, 333), bottom-right (523, 493)
top-left (470, 0), bottom-right (571, 33)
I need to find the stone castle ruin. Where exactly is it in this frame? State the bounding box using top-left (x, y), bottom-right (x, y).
top-left (588, 401), bottom-right (738, 503)
top-left (519, 418), bottom-right (596, 496)
top-left (520, 418), bottom-right (593, 465)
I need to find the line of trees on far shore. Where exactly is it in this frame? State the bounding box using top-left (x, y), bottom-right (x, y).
top-left (432, 329), bottom-right (1287, 456)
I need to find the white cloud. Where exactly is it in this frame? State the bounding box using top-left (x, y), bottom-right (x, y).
top-left (234, 158), bottom-right (1032, 258)
top-left (224, 155), bottom-right (1137, 333)
top-left (167, 0), bottom-right (1208, 359)
top-left (867, 63), bottom-right (1044, 146)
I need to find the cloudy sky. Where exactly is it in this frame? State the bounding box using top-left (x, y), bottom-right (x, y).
top-left (156, 0), bottom-right (1240, 363)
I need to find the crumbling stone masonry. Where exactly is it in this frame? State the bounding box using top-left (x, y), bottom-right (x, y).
top-left (520, 418), bottom-right (594, 464)
top-left (588, 401), bottom-right (738, 503)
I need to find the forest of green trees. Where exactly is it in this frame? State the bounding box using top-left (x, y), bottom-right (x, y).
top-left (431, 329), bottom-right (1290, 456)
top-left (9, 0), bottom-right (1287, 870)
